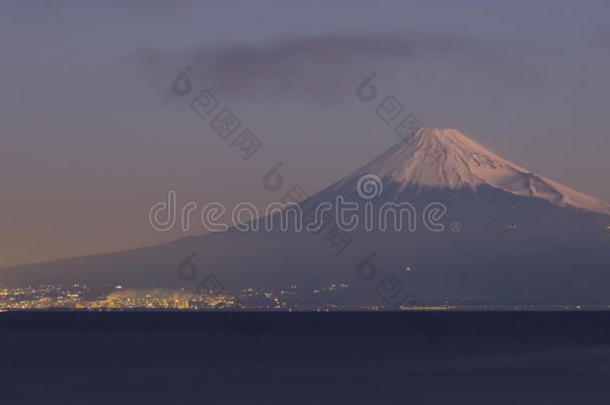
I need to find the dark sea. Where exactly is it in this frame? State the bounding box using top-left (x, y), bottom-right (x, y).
top-left (1, 311), bottom-right (609, 404)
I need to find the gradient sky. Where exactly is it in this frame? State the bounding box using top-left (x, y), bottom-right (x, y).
top-left (1, 0), bottom-right (609, 268)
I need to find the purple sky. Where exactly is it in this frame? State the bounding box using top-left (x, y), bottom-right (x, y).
top-left (1, 0), bottom-right (610, 267)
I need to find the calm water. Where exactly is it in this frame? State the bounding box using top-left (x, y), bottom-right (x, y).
top-left (1, 311), bottom-right (609, 404)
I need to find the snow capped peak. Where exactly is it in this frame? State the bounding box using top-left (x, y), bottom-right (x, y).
top-left (350, 128), bottom-right (610, 215)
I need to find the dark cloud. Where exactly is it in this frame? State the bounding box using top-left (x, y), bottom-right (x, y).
top-left (139, 32), bottom-right (509, 102)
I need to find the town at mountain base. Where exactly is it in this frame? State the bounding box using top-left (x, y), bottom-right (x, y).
top-left (1, 129), bottom-right (609, 308)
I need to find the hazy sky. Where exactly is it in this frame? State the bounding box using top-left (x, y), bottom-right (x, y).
top-left (1, 0), bottom-right (609, 267)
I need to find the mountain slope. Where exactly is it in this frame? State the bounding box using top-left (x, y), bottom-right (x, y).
top-left (330, 128), bottom-right (610, 214)
top-left (1, 128), bottom-right (609, 306)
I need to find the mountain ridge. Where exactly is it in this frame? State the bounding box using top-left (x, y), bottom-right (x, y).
top-left (1, 127), bottom-right (609, 306)
top-left (330, 128), bottom-right (610, 215)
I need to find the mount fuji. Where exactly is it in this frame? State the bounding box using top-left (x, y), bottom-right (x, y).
top-left (332, 128), bottom-right (610, 214)
top-left (2, 128), bottom-right (610, 306)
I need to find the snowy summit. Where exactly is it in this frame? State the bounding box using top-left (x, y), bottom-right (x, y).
top-left (351, 128), bottom-right (610, 215)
